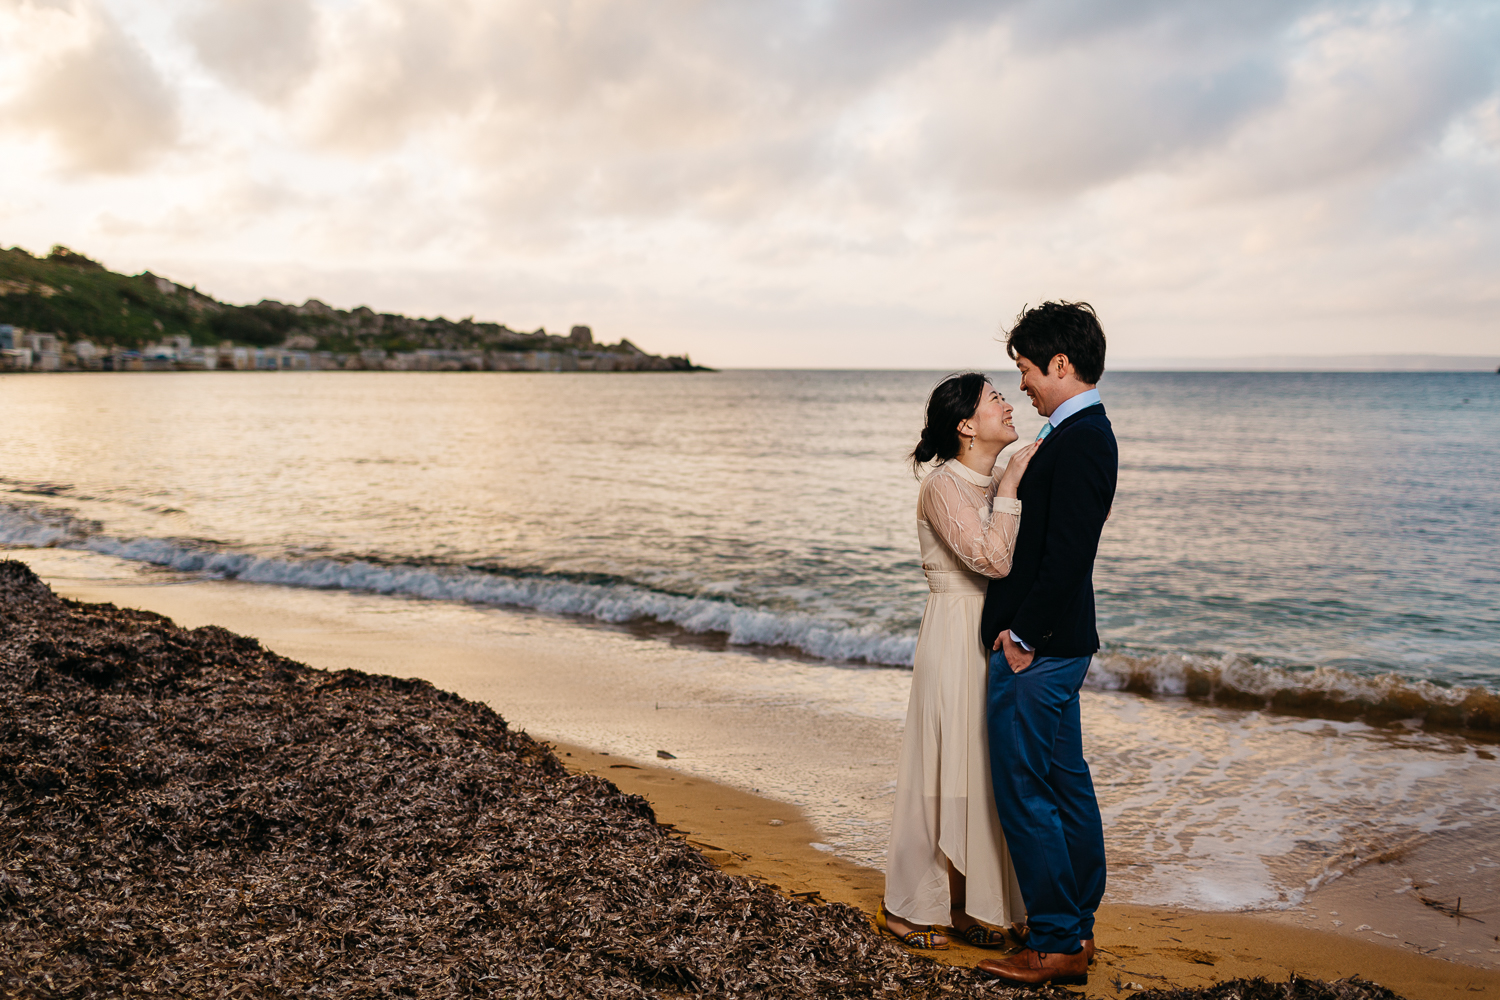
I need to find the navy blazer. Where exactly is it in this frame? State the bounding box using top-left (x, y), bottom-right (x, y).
top-left (980, 402), bottom-right (1117, 657)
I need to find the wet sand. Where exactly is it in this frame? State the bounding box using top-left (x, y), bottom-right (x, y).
top-left (13, 547), bottom-right (1500, 1000)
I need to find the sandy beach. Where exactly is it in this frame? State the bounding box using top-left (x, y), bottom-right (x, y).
top-left (559, 740), bottom-right (1500, 999)
top-left (7, 546), bottom-right (1498, 999)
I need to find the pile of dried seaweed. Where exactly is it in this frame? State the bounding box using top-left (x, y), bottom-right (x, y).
top-left (0, 560), bottom-right (1410, 999)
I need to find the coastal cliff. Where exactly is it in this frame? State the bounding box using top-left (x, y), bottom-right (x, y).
top-left (0, 245), bottom-right (706, 372)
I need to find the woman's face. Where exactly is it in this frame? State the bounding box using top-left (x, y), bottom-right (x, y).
top-left (964, 382), bottom-right (1019, 448)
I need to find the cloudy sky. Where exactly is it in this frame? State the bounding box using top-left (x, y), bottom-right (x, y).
top-left (1, 0), bottom-right (1497, 367)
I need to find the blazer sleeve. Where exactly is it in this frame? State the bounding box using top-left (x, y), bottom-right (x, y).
top-left (1007, 426), bottom-right (1113, 649)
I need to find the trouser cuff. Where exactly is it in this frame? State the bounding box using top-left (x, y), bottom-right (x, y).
top-left (1025, 927), bottom-right (1084, 955)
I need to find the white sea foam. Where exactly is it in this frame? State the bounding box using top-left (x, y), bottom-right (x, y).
top-left (0, 503), bottom-right (98, 548)
top-left (87, 537), bottom-right (921, 665)
top-left (0, 502), bottom-right (918, 667)
top-left (1091, 650), bottom-right (1466, 707)
top-left (1086, 691), bottom-right (1500, 915)
top-left (4, 500), bottom-right (1496, 730)
top-left (1087, 648), bottom-right (1498, 731)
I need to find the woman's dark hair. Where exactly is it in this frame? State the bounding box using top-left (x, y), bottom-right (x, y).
top-left (1004, 301), bottom-right (1106, 384)
top-left (911, 372), bottom-right (987, 475)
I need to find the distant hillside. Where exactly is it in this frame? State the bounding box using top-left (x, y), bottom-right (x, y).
top-left (0, 244), bottom-right (704, 369)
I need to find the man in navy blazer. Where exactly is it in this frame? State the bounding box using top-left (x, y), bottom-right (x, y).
top-left (976, 302), bottom-right (1117, 987)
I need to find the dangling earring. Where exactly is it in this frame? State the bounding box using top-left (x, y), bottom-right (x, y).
top-left (968, 436), bottom-right (975, 450)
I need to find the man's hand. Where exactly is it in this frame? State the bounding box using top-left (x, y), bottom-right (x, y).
top-left (993, 630), bottom-right (1036, 673)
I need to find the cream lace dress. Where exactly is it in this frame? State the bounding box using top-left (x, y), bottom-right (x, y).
top-left (883, 458), bottom-right (1028, 928)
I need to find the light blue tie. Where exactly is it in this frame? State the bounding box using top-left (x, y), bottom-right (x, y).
top-left (1035, 422), bottom-right (1053, 443)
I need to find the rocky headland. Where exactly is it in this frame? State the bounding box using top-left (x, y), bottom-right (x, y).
top-left (0, 245), bottom-right (705, 372)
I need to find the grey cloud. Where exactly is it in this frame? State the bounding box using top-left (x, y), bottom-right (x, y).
top-left (912, 22), bottom-right (1287, 196)
top-left (183, 0), bottom-right (318, 103)
top-left (8, 1), bottom-right (179, 173)
top-left (875, 2), bottom-right (1500, 203)
top-left (290, 0), bottom-right (1009, 240)
top-left (303, 1), bottom-right (997, 151)
top-left (198, 0), bottom-right (1500, 243)
top-left (1004, 0), bottom-right (1310, 50)
top-left (1204, 9), bottom-right (1500, 195)
top-left (697, 0), bottom-right (1005, 90)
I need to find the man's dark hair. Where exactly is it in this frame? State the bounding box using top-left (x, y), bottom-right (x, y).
top-left (1004, 301), bottom-right (1106, 384)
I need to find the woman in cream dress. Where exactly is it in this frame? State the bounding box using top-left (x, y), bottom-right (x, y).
top-left (883, 372), bottom-right (1037, 949)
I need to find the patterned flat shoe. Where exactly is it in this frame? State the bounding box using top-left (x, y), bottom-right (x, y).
top-left (893, 927), bottom-right (950, 950)
top-left (957, 923), bottom-right (1008, 949)
top-left (879, 909), bottom-right (950, 950)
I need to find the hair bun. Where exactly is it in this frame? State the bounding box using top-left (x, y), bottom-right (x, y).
top-left (910, 371), bottom-right (986, 476)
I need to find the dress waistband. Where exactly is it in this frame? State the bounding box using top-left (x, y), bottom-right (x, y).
top-left (923, 567), bottom-right (988, 596)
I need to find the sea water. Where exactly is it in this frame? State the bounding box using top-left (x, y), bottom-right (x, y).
top-left (2, 370), bottom-right (1498, 935)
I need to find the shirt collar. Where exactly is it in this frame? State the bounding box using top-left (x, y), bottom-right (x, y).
top-left (939, 459), bottom-right (994, 488)
top-left (1046, 387), bottom-right (1102, 428)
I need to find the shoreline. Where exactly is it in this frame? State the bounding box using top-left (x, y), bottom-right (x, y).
top-left (7, 497), bottom-right (1495, 739)
top-left (9, 548), bottom-right (1500, 998)
top-left (6, 469), bottom-right (1499, 748)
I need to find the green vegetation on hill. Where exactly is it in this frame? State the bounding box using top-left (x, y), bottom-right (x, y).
top-left (0, 245), bottom-right (689, 364)
top-left (0, 245), bottom-right (235, 348)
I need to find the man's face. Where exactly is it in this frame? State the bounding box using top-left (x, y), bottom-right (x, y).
top-left (1014, 354), bottom-right (1055, 417)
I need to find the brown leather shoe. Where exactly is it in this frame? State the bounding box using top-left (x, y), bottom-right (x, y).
top-left (976, 947), bottom-right (1088, 986)
top-left (1081, 937), bottom-right (1095, 965)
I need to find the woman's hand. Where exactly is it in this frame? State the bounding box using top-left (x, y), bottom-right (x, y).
top-left (995, 441), bottom-right (1040, 498)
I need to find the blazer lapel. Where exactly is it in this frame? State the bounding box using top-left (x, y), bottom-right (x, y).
top-left (1043, 402), bottom-right (1105, 445)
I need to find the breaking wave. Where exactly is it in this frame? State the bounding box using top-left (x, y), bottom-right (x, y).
top-left (4, 500), bottom-right (1496, 732)
top-left (0, 501), bottom-right (99, 548)
top-left (1089, 650), bottom-right (1500, 733)
top-left (0, 502), bottom-right (917, 668)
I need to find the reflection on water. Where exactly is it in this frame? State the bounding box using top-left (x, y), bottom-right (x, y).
top-left (1, 370), bottom-right (1497, 692)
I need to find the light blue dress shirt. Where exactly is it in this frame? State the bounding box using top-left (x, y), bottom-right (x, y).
top-left (1038, 388), bottom-right (1101, 435)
